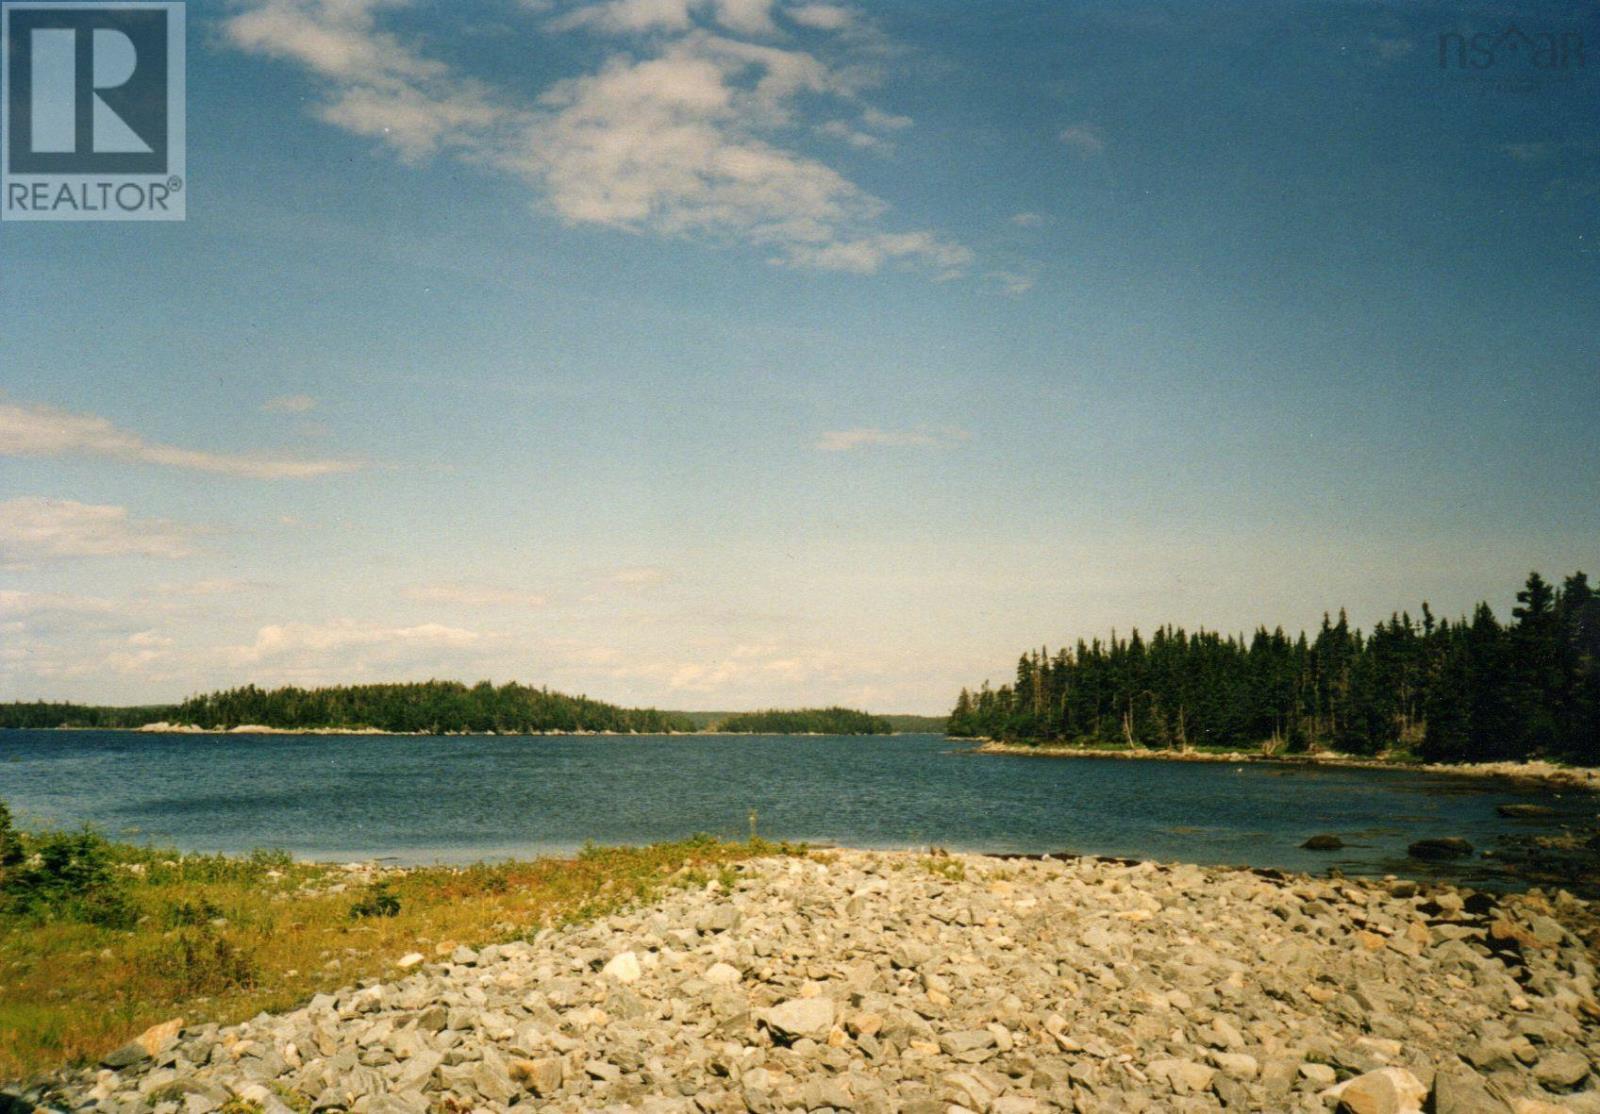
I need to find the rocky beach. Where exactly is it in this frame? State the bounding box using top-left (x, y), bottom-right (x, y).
top-left (10, 848), bottom-right (1599, 1114)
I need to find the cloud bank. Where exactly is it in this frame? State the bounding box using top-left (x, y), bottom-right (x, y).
top-left (0, 497), bottom-right (202, 564)
top-left (222, 0), bottom-right (969, 276)
top-left (0, 401), bottom-right (361, 479)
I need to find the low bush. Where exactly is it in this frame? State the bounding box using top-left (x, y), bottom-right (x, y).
top-left (1, 827), bottom-right (137, 929)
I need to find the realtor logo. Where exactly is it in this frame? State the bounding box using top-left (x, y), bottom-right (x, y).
top-left (2, 1), bottom-right (185, 220)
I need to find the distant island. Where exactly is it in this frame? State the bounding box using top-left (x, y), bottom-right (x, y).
top-left (949, 569), bottom-right (1598, 766)
top-left (708, 707), bottom-right (893, 734)
top-left (0, 684), bottom-right (939, 737)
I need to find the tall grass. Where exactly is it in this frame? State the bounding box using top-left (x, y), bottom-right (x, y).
top-left (0, 807), bottom-right (790, 1082)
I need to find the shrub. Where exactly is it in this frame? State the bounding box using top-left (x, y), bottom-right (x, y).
top-left (164, 896), bottom-right (224, 928)
top-left (349, 883), bottom-right (400, 919)
top-left (1, 827), bottom-right (137, 929)
top-left (153, 927), bottom-right (258, 996)
top-left (0, 800), bottom-right (24, 872)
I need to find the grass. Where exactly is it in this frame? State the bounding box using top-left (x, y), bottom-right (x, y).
top-left (0, 826), bottom-right (794, 1083)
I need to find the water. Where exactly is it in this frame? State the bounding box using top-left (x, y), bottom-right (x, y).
top-left (0, 731), bottom-right (1589, 888)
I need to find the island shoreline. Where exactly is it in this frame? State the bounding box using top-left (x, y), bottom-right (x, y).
top-left (967, 738), bottom-right (1600, 793)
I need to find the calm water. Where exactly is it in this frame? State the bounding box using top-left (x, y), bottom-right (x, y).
top-left (0, 731), bottom-right (1589, 888)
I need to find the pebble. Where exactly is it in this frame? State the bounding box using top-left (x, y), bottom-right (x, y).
top-left (11, 849), bottom-right (1599, 1114)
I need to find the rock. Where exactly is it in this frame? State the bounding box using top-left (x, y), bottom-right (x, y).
top-left (1327, 1067), bottom-right (1428, 1114)
top-left (1302, 835), bottom-right (1345, 850)
top-left (701, 904), bottom-right (741, 934)
top-left (702, 962), bottom-right (741, 986)
top-left (1533, 1051), bottom-right (1590, 1091)
top-left (393, 1049), bottom-right (442, 1093)
top-left (1210, 1052), bottom-right (1258, 1080)
top-left (21, 847), bottom-right (1600, 1114)
top-left (937, 1029), bottom-right (997, 1058)
top-left (1496, 804), bottom-right (1555, 818)
top-left (1408, 838), bottom-right (1474, 860)
top-left (135, 1019), bottom-right (185, 1057)
top-left (759, 998), bottom-right (835, 1043)
top-left (396, 952), bottom-right (424, 969)
top-left (102, 1017), bottom-right (186, 1069)
top-left (601, 951), bottom-right (642, 983)
top-left (510, 1057), bottom-right (564, 1097)
top-left (1301, 1063), bottom-right (1339, 1087)
top-left (101, 1043), bottom-right (151, 1069)
top-left (1430, 1060), bottom-right (1512, 1114)
top-left (1148, 1058), bottom-right (1216, 1095)
top-left (890, 941), bottom-right (933, 970)
top-left (468, 1054), bottom-right (517, 1103)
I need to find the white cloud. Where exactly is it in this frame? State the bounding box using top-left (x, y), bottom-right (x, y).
top-left (986, 269), bottom-right (1035, 296)
top-left (262, 394), bottom-right (318, 413)
top-left (0, 497), bottom-right (201, 563)
top-left (713, 0), bottom-right (776, 36)
top-left (0, 401), bottom-right (362, 479)
top-left (818, 106), bottom-right (911, 153)
top-left (127, 630), bottom-right (174, 649)
top-left (225, 619), bottom-right (481, 665)
top-left (155, 577), bottom-right (269, 597)
top-left (782, 231), bottom-right (970, 275)
top-left (0, 590), bottom-right (118, 617)
top-left (223, 1), bottom-right (968, 277)
top-left (815, 426), bottom-right (971, 452)
top-left (787, 3), bottom-right (852, 31)
top-left (610, 566), bottom-right (667, 586)
top-left (1009, 210), bottom-right (1044, 227)
top-left (1059, 124), bottom-right (1105, 157)
top-left (225, 0), bottom-right (503, 160)
top-left (548, 0), bottom-right (697, 34)
top-left (605, 640), bottom-right (864, 697)
top-left (403, 582), bottom-right (548, 608)
top-left (861, 107), bottom-right (910, 130)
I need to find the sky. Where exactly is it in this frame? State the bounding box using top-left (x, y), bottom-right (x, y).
top-left (1, 0), bottom-right (1597, 714)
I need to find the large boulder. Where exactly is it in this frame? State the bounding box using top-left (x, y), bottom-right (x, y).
top-left (1408, 837), bottom-right (1474, 860)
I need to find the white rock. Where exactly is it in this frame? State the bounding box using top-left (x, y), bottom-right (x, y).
top-left (703, 962), bottom-right (742, 986)
top-left (601, 951), bottom-right (642, 984)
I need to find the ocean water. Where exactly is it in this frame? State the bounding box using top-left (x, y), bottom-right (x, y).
top-left (0, 731), bottom-right (1587, 888)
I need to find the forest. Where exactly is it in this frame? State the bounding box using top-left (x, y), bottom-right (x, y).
top-left (0, 703), bottom-right (177, 730)
top-left (0, 688), bottom-right (904, 736)
top-left (711, 707), bottom-right (894, 734)
top-left (165, 681), bottom-right (694, 734)
top-left (948, 570), bottom-right (1599, 764)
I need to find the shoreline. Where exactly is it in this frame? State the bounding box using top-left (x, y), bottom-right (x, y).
top-left (971, 738), bottom-right (1600, 792)
top-left (12, 844), bottom-right (1599, 1112)
top-left (1, 724), bottom-right (929, 738)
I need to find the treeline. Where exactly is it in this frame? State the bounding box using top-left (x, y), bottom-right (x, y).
top-left (0, 703), bottom-right (176, 730)
top-left (712, 707), bottom-right (894, 734)
top-left (949, 570), bottom-right (1599, 764)
top-left (173, 681), bottom-right (693, 734)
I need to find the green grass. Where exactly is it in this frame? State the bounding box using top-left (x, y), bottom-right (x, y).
top-left (0, 826), bottom-right (799, 1082)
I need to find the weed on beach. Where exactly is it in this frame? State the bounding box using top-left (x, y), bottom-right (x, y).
top-left (0, 817), bottom-right (791, 1081)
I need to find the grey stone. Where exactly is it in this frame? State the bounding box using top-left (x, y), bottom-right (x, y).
top-left (760, 998), bottom-right (835, 1043)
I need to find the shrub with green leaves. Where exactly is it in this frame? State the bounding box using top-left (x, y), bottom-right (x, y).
top-left (0, 799), bottom-right (24, 872)
top-left (349, 883), bottom-right (400, 919)
top-left (1, 825), bottom-right (137, 929)
top-left (153, 927), bottom-right (258, 996)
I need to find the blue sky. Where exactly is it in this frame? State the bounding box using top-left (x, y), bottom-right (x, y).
top-left (2, 0), bottom-right (1596, 712)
